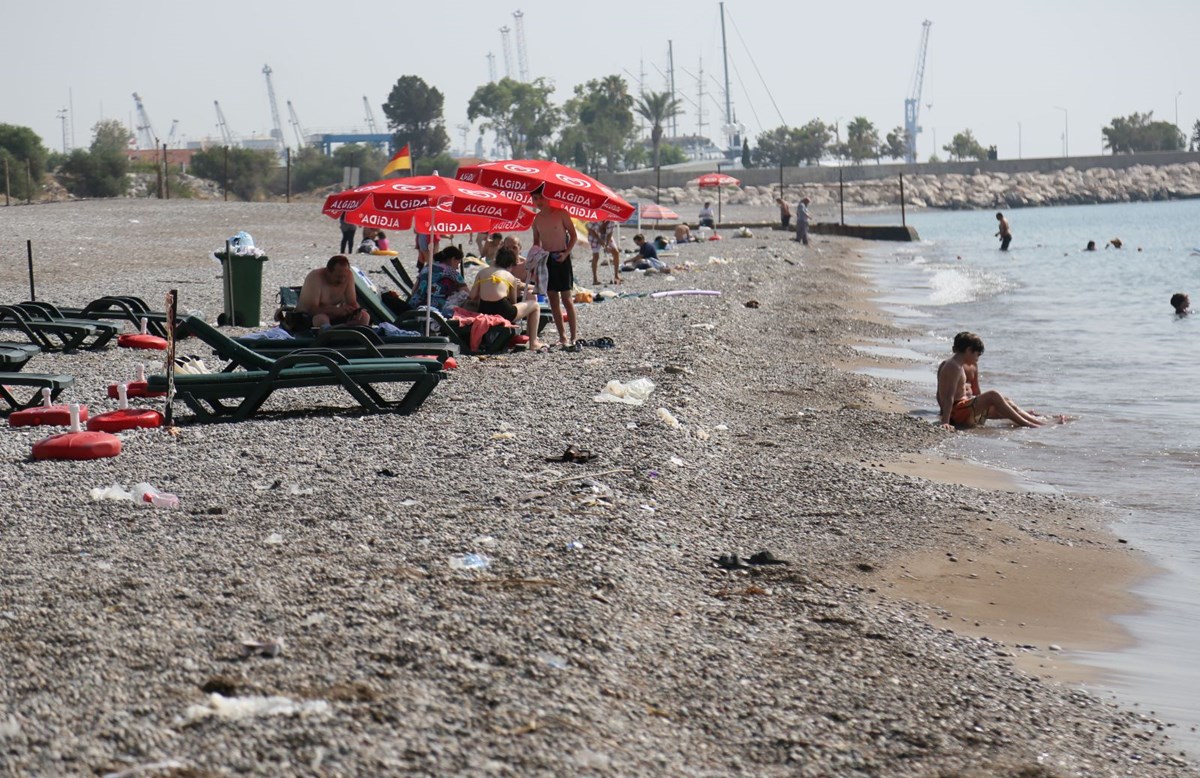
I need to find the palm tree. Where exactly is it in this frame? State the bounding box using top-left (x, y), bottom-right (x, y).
top-left (635, 91), bottom-right (682, 203)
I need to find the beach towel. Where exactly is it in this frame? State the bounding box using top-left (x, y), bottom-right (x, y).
top-left (526, 245), bottom-right (550, 296)
top-left (451, 307), bottom-right (515, 352)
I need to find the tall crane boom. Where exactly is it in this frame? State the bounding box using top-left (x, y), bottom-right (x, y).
top-left (904, 20), bottom-right (932, 164)
top-left (512, 10), bottom-right (529, 82)
top-left (287, 100), bottom-right (308, 149)
top-left (499, 26), bottom-right (513, 79)
top-left (132, 92), bottom-right (157, 149)
top-left (486, 52), bottom-right (497, 83)
top-left (262, 64), bottom-right (285, 152)
top-left (214, 101), bottom-right (237, 147)
top-left (362, 96), bottom-right (379, 134)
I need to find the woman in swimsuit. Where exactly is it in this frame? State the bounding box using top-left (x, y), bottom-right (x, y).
top-left (468, 247), bottom-right (546, 352)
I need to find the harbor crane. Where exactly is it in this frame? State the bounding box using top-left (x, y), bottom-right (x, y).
top-left (167, 119), bottom-right (179, 147)
top-left (499, 26), bottom-right (513, 79)
top-left (486, 52), bottom-right (497, 83)
top-left (262, 64), bottom-right (286, 152)
top-left (512, 10), bottom-right (529, 82)
top-left (362, 96), bottom-right (380, 134)
top-left (904, 19), bottom-right (932, 164)
top-left (214, 101), bottom-right (237, 147)
top-left (287, 100), bottom-right (309, 149)
top-left (131, 92), bottom-right (157, 149)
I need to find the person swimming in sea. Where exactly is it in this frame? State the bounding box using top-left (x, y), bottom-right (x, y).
top-left (1084, 240), bottom-right (1097, 251)
top-left (1171, 292), bottom-right (1191, 316)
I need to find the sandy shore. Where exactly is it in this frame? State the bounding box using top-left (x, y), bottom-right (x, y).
top-left (0, 200), bottom-right (1193, 776)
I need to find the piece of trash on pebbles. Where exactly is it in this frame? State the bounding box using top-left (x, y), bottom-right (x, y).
top-left (90, 483), bottom-right (133, 502)
top-left (669, 456), bottom-right (686, 467)
top-left (656, 408), bottom-right (681, 428)
top-left (185, 693), bottom-right (328, 721)
top-left (491, 431), bottom-right (515, 440)
top-left (399, 498), bottom-right (419, 507)
top-left (264, 532), bottom-right (284, 545)
top-left (240, 638), bottom-right (284, 658)
top-left (449, 553), bottom-right (490, 570)
top-left (566, 541), bottom-right (584, 551)
top-left (593, 377), bottom-right (656, 405)
top-left (538, 653), bottom-right (569, 670)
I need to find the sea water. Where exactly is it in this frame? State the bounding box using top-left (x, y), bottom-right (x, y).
top-left (859, 199), bottom-right (1200, 748)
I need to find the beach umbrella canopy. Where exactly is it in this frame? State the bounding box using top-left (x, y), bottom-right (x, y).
top-left (323, 176), bottom-right (535, 334)
top-left (640, 203), bottom-right (680, 221)
top-left (689, 173), bottom-right (741, 187)
top-left (456, 160), bottom-right (635, 222)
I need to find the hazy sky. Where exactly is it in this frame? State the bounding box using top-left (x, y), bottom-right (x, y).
top-left (5, 0), bottom-right (1197, 163)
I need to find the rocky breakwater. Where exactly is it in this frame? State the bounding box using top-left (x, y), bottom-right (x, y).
top-left (618, 162), bottom-right (1200, 214)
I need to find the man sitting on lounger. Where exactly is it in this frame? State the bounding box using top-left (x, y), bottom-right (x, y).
top-left (294, 255), bottom-right (370, 330)
top-left (937, 331), bottom-right (1045, 429)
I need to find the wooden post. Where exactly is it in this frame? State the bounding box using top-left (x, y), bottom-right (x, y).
top-left (899, 173), bottom-right (907, 227)
top-left (163, 143), bottom-right (170, 200)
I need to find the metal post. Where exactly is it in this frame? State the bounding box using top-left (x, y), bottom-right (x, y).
top-left (157, 143), bottom-right (164, 199)
top-left (163, 143), bottom-right (170, 200)
top-left (26, 240), bottom-right (35, 301)
top-left (899, 173), bottom-right (907, 228)
top-left (838, 168), bottom-right (845, 226)
top-left (286, 147), bottom-right (292, 203)
top-left (223, 146), bottom-right (229, 201)
top-left (164, 289), bottom-right (177, 428)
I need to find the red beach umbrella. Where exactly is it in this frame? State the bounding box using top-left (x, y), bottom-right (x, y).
top-left (456, 160), bottom-right (635, 222)
top-left (324, 175), bottom-right (537, 334)
top-left (689, 173), bottom-right (741, 187)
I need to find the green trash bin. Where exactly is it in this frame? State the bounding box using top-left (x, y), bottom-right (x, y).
top-left (216, 252), bottom-right (269, 327)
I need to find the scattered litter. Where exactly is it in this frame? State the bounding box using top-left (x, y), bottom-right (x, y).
top-left (640, 504), bottom-right (656, 513)
top-left (650, 289), bottom-right (721, 298)
top-left (744, 300), bottom-right (760, 309)
top-left (102, 760), bottom-right (188, 778)
top-left (707, 256), bottom-right (729, 265)
top-left (449, 553), bottom-right (491, 570)
top-left (302, 612), bottom-right (326, 627)
top-left (593, 377), bottom-right (656, 406)
top-left (566, 541), bottom-right (584, 551)
top-left (694, 427), bottom-right (711, 441)
top-left (690, 323), bottom-right (716, 331)
top-left (538, 653), bottom-right (569, 670)
top-left (735, 226), bottom-right (754, 238)
top-left (669, 456), bottom-right (686, 467)
top-left (474, 535), bottom-right (497, 546)
top-left (90, 483), bottom-right (133, 502)
top-left (185, 693), bottom-right (328, 721)
top-left (240, 638), bottom-right (284, 658)
top-left (133, 482), bottom-right (180, 509)
top-left (715, 424), bottom-right (729, 431)
top-left (399, 498), bottom-right (419, 507)
top-left (546, 444), bottom-right (596, 464)
top-left (491, 432), bottom-right (516, 440)
top-left (656, 408), bottom-right (682, 428)
top-left (626, 422), bottom-right (638, 430)
top-left (264, 532), bottom-right (284, 545)
top-left (664, 365), bottom-right (690, 374)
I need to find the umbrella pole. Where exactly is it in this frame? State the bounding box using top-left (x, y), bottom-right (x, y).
top-left (424, 214), bottom-right (434, 336)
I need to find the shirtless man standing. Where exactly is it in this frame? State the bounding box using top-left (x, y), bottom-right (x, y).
top-left (995, 212), bottom-right (1013, 251)
top-left (531, 186), bottom-right (579, 350)
top-left (294, 255), bottom-right (370, 330)
top-left (937, 331), bottom-right (1044, 429)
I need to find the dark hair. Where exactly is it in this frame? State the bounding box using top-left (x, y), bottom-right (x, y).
top-left (633, 234), bottom-right (645, 242)
top-left (1171, 292), bottom-right (1189, 310)
top-left (489, 232), bottom-right (503, 241)
top-left (434, 246), bottom-right (463, 264)
top-left (952, 331), bottom-right (984, 354)
top-left (995, 212), bottom-right (1004, 218)
top-left (494, 247), bottom-right (518, 268)
top-left (326, 255), bottom-right (350, 271)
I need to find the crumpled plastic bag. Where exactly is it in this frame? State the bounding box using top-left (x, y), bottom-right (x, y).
top-left (90, 483), bottom-right (133, 502)
top-left (593, 377), bottom-right (656, 406)
top-left (185, 693), bottom-right (329, 722)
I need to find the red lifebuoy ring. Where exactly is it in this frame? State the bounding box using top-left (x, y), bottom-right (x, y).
top-left (118, 333), bottom-right (169, 350)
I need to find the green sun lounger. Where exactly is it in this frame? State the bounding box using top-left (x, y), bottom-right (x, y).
top-left (0, 373), bottom-right (74, 415)
top-left (235, 326), bottom-right (460, 363)
top-left (149, 316), bottom-right (444, 422)
top-left (0, 305), bottom-right (114, 352)
top-left (33, 296), bottom-right (185, 339)
top-left (0, 345), bottom-right (37, 373)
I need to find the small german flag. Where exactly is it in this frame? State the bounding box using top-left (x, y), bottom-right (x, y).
top-left (382, 143), bottom-right (413, 176)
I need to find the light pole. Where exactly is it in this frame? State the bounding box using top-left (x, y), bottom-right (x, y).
top-left (1054, 106), bottom-right (1069, 158)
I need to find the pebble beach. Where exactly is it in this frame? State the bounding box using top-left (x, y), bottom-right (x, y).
top-left (0, 200), bottom-right (1194, 776)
